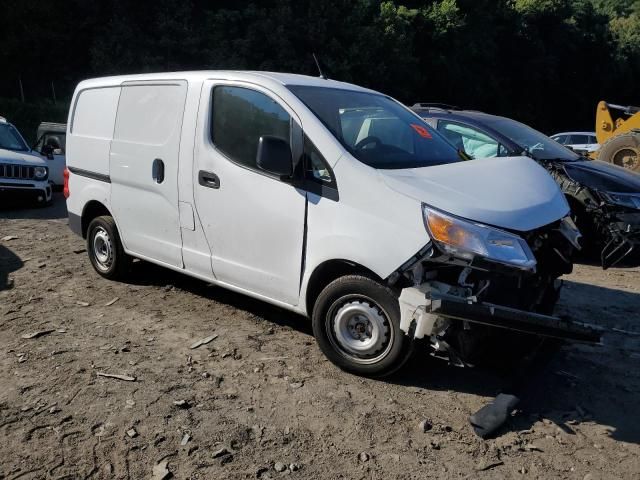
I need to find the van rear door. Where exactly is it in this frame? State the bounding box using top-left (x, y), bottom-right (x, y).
top-left (110, 81), bottom-right (187, 267)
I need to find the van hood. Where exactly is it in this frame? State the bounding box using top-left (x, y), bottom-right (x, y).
top-left (0, 148), bottom-right (46, 166)
top-left (379, 156), bottom-right (569, 232)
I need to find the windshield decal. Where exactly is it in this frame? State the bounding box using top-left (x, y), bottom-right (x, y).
top-left (410, 124), bottom-right (432, 139)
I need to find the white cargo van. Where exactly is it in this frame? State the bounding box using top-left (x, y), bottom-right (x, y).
top-left (65, 71), bottom-right (597, 377)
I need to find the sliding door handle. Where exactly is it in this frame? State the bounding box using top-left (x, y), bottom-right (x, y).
top-left (152, 158), bottom-right (165, 183)
top-left (198, 170), bottom-right (220, 189)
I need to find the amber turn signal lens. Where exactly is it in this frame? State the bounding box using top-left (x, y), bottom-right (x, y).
top-left (426, 211), bottom-right (469, 247)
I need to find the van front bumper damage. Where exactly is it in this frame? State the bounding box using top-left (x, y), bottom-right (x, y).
top-left (399, 281), bottom-right (602, 344)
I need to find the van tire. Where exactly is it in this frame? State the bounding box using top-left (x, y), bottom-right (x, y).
top-left (312, 275), bottom-right (413, 377)
top-left (86, 215), bottom-right (131, 280)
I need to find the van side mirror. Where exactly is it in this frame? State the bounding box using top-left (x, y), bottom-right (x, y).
top-left (256, 136), bottom-right (292, 178)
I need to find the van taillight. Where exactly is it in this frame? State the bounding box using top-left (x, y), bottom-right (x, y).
top-left (63, 167), bottom-right (70, 198)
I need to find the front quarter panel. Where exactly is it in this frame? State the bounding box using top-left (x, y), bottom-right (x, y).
top-left (301, 155), bottom-right (428, 313)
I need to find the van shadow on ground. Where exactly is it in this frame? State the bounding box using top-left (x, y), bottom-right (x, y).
top-left (127, 260), bottom-right (640, 445)
top-left (0, 245), bottom-right (23, 291)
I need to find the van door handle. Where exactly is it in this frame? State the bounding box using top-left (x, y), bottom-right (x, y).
top-left (152, 158), bottom-right (165, 183)
top-left (198, 170), bottom-right (220, 189)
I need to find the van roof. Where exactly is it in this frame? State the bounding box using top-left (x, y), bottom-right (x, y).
top-left (75, 71), bottom-right (375, 94)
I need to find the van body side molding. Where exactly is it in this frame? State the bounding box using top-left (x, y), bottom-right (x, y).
top-left (68, 166), bottom-right (111, 183)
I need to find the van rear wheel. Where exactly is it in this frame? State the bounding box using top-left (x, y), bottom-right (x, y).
top-left (312, 275), bottom-right (413, 377)
top-left (86, 215), bottom-right (131, 280)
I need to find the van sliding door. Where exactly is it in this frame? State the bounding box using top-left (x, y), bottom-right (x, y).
top-left (109, 81), bottom-right (187, 267)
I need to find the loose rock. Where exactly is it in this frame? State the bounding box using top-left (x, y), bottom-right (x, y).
top-left (21, 329), bottom-right (54, 339)
top-left (213, 446), bottom-right (230, 458)
top-left (190, 334), bottom-right (218, 349)
top-left (274, 462), bottom-right (287, 472)
top-left (524, 444), bottom-right (543, 452)
top-left (104, 297), bottom-right (119, 306)
top-left (358, 452), bottom-right (370, 463)
top-left (476, 459), bottom-right (504, 471)
top-left (151, 459), bottom-right (170, 480)
top-left (97, 372), bottom-right (136, 382)
top-left (418, 419), bottom-right (433, 432)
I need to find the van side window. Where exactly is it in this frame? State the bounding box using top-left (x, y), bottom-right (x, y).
top-left (114, 84), bottom-right (185, 145)
top-left (212, 86), bottom-right (291, 170)
top-left (72, 87), bottom-right (121, 137)
top-left (303, 135), bottom-right (338, 200)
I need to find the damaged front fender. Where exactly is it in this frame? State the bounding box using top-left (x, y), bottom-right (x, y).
top-left (550, 161), bottom-right (640, 269)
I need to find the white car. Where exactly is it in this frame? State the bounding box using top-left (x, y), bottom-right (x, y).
top-left (0, 116), bottom-right (53, 205)
top-left (65, 71), bottom-right (595, 377)
top-left (550, 131), bottom-right (599, 154)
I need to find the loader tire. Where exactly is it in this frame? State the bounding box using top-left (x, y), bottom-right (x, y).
top-left (598, 132), bottom-right (640, 172)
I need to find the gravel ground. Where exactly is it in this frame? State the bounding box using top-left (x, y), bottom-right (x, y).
top-left (1, 194), bottom-right (639, 479)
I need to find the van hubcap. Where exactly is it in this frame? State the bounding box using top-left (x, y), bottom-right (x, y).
top-left (329, 297), bottom-right (393, 364)
top-left (92, 227), bottom-right (113, 271)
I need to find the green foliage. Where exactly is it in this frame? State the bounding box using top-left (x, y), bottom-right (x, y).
top-left (0, 0), bottom-right (638, 133)
top-left (0, 99), bottom-right (67, 144)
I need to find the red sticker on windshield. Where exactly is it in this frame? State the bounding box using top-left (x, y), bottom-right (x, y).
top-left (411, 124), bottom-right (432, 139)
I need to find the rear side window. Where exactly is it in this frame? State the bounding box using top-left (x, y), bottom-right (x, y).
top-left (212, 86), bottom-right (291, 170)
top-left (114, 83), bottom-right (186, 145)
top-left (72, 87), bottom-right (121, 138)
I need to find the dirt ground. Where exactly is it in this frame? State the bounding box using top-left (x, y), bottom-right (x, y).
top-left (1, 194), bottom-right (639, 480)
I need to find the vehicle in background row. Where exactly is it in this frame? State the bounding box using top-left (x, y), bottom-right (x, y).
top-left (0, 116), bottom-right (52, 206)
top-left (66, 72), bottom-right (597, 378)
top-left (413, 104), bottom-right (640, 269)
top-left (593, 101), bottom-right (640, 172)
top-left (33, 122), bottom-right (66, 187)
top-left (550, 131), bottom-right (599, 155)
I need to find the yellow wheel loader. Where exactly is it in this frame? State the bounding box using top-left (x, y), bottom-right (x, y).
top-left (594, 101), bottom-right (640, 171)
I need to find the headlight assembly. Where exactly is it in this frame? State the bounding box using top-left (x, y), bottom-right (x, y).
top-left (600, 192), bottom-right (640, 210)
top-left (33, 166), bottom-right (48, 180)
top-left (422, 204), bottom-right (537, 271)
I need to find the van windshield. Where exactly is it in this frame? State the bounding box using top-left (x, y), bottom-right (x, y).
top-left (288, 86), bottom-right (461, 170)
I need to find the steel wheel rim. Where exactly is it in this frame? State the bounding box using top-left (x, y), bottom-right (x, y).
top-left (326, 295), bottom-right (394, 365)
top-left (92, 227), bottom-right (113, 272)
top-left (612, 148), bottom-right (639, 171)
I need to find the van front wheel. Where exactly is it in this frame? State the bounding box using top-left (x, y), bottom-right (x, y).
top-left (312, 275), bottom-right (413, 377)
top-left (86, 215), bottom-right (131, 280)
